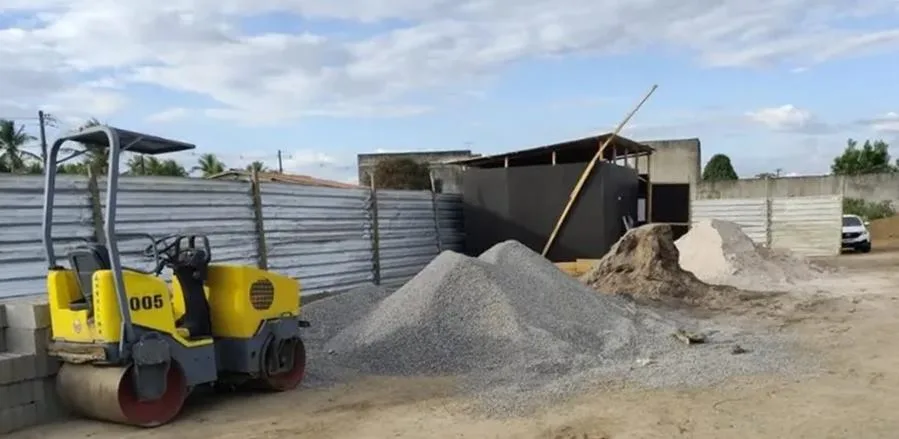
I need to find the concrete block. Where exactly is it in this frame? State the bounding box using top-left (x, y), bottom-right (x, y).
top-left (1, 298), bottom-right (50, 329)
top-left (4, 327), bottom-right (51, 355)
top-left (0, 352), bottom-right (37, 385)
top-left (35, 377), bottom-right (68, 422)
top-left (37, 355), bottom-right (61, 378)
top-left (0, 381), bottom-right (32, 409)
top-left (0, 402), bottom-right (37, 435)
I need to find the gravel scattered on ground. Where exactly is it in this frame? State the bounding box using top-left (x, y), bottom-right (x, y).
top-left (302, 240), bottom-right (818, 417)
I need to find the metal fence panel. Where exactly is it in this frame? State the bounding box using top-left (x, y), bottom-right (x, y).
top-left (771, 195), bottom-right (842, 256)
top-left (261, 183), bottom-right (374, 296)
top-left (0, 175), bottom-right (94, 298)
top-left (690, 198), bottom-right (768, 244)
top-left (0, 173), bottom-right (467, 299)
top-left (97, 177), bottom-right (258, 273)
top-left (377, 189), bottom-right (441, 286)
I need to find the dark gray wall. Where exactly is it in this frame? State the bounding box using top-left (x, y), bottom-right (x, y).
top-left (462, 162), bottom-right (638, 261)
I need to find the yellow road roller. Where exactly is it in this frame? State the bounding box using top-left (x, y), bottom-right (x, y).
top-left (41, 125), bottom-right (310, 427)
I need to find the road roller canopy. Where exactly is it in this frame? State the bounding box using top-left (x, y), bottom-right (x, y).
top-left (41, 124), bottom-right (196, 277)
top-left (60, 126), bottom-right (196, 155)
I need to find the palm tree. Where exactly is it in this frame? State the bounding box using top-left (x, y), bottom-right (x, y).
top-left (0, 119), bottom-right (38, 173)
top-left (127, 155), bottom-right (188, 177)
top-left (193, 153), bottom-right (226, 177)
top-left (73, 118), bottom-right (107, 175)
top-left (127, 154), bottom-right (149, 175)
top-left (152, 159), bottom-right (188, 177)
top-left (246, 161), bottom-right (268, 173)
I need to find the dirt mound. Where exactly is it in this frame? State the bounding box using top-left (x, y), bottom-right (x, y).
top-left (675, 219), bottom-right (823, 290)
top-left (580, 224), bottom-right (756, 307)
top-left (870, 215), bottom-right (899, 242)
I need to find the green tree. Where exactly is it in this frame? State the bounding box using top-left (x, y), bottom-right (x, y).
top-left (831, 138), bottom-right (896, 176)
top-left (76, 118), bottom-right (107, 175)
top-left (246, 161), bottom-right (268, 173)
top-left (193, 153), bottom-right (226, 177)
top-left (127, 155), bottom-right (188, 177)
top-left (23, 159), bottom-right (44, 175)
top-left (0, 119), bottom-right (39, 173)
top-left (363, 157), bottom-right (431, 190)
top-left (843, 197), bottom-right (895, 221)
top-left (702, 154), bottom-right (739, 182)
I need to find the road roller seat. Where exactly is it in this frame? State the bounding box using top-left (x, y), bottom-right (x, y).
top-left (66, 243), bottom-right (111, 313)
top-left (170, 246), bottom-right (213, 339)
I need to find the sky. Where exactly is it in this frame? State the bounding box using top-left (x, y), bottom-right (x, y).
top-left (1, 0), bottom-right (898, 184)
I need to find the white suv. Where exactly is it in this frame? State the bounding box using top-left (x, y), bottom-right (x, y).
top-left (841, 214), bottom-right (871, 253)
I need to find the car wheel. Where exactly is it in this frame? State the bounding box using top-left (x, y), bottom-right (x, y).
top-left (859, 241), bottom-right (872, 253)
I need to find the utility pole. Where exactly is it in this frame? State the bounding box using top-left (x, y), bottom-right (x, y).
top-left (277, 150), bottom-right (283, 173)
top-left (38, 110), bottom-right (48, 166)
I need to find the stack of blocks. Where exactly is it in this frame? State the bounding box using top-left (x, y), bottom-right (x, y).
top-left (0, 299), bottom-right (67, 434)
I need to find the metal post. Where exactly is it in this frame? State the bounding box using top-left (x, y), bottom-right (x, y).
top-left (38, 110), bottom-right (48, 167)
top-left (369, 174), bottom-right (381, 285)
top-left (86, 167), bottom-right (106, 245)
top-left (99, 126), bottom-right (137, 350)
top-left (429, 170), bottom-right (443, 253)
top-left (250, 168), bottom-right (268, 270)
top-left (42, 139), bottom-right (65, 268)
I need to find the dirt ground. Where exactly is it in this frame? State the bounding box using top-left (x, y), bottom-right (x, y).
top-left (11, 249), bottom-right (899, 439)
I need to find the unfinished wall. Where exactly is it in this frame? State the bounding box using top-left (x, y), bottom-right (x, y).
top-left (631, 138), bottom-right (702, 185)
top-left (695, 172), bottom-right (899, 206)
top-left (0, 299), bottom-right (66, 434)
top-left (356, 150), bottom-right (476, 194)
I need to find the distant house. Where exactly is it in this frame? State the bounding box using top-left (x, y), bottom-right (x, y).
top-left (206, 170), bottom-right (361, 189)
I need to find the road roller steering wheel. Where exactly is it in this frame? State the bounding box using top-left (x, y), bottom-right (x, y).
top-left (142, 234), bottom-right (211, 275)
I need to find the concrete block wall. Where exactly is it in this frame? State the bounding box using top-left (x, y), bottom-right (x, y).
top-left (0, 298), bottom-right (67, 435)
top-left (694, 172), bottom-right (899, 206)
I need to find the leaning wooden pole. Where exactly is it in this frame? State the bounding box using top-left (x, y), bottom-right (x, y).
top-left (541, 84), bottom-right (658, 257)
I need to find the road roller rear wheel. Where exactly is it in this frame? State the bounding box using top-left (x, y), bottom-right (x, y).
top-left (56, 361), bottom-right (189, 427)
top-left (260, 337), bottom-right (306, 391)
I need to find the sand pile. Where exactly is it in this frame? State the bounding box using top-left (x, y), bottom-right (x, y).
top-left (580, 223), bottom-right (744, 306)
top-left (675, 219), bottom-right (823, 289)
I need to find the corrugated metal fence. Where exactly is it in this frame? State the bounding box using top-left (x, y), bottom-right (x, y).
top-left (0, 174), bottom-right (464, 299)
top-left (691, 195), bottom-right (842, 256)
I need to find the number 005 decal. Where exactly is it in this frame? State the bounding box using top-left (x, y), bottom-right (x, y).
top-left (129, 294), bottom-right (164, 311)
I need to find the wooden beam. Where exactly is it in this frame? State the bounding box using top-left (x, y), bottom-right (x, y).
top-left (647, 153), bottom-right (653, 223)
top-left (541, 84), bottom-right (658, 257)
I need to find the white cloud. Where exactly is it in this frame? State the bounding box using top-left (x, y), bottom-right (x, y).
top-left (861, 112), bottom-right (899, 133)
top-left (146, 107), bottom-right (191, 123)
top-left (0, 0), bottom-right (899, 123)
top-left (745, 104), bottom-right (830, 133)
top-left (1, 0), bottom-right (897, 122)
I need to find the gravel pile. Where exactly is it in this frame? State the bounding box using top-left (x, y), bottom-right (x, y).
top-left (325, 248), bottom-right (652, 375)
top-left (304, 240), bottom-right (815, 416)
